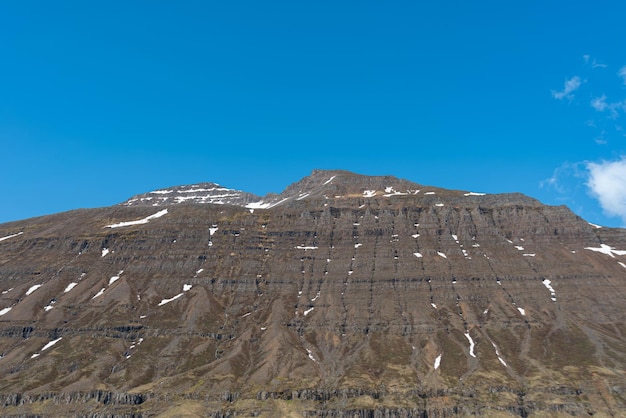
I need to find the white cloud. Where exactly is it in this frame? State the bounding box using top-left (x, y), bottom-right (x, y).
top-left (590, 95), bottom-right (626, 118)
top-left (591, 95), bottom-right (608, 111)
top-left (552, 76), bottom-right (582, 100)
top-left (619, 66), bottom-right (626, 84)
top-left (587, 157), bottom-right (626, 225)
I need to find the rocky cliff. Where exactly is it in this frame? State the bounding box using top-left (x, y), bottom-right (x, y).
top-left (1, 170), bottom-right (625, 417)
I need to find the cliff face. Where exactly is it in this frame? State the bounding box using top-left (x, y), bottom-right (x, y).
top-left (1, 170), bottom-right (625, 417)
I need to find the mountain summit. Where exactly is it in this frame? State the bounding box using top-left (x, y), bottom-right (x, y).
top-left (121, 169), bottom-right (540, 209)
top-left (1, 170), bottom-right (626, 416)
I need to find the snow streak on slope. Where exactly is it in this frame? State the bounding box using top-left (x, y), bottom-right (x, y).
top-left (491, 342), bottom-right (507, 367)
top-left (0, 232), bottom-right (23, 242)
top-left (105, 210), bottom-right (168, 228)
top-left (464, 332), bottom-right (476, 357)
top-left (542, 279), bottom-right (557, 302)
top-left (158, 284), bottom-right (193, 306)
top-left (30, 337), bottom-right (63, 358)
top-left (25, 284), bottom-right (42, 296)
top-left (584, 244), bottom-right (626, 258)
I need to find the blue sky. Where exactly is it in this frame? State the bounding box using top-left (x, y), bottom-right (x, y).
top-left (2, 1), bottom-right (626, 227)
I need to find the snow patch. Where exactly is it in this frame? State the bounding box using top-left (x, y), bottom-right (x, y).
top-left (619, 262), bottom-right (626, 269)
top-left (304, 307), bottom-right (315, 316)
top-left (183, 284), bottom-right (193, 292)
top-left (523, 254), bottom-right (536, 257)
top-left (588, 222), bottom-right (602, 229)
top-left (306, 348), bottom-right (317, 362)
top-left (464, 192), bottom-right (486, 196)
top-left (542, 279), bottom-right (557, 302)
top-left (464, 332), bottom-right (476, 358)
top-left (435, 203), bottom-right (444, 207)
top-left (64, 283), bottom-right (78, 293)
top-left (363, 190), bottom-right (376, 198)
top-left (0, 307), bottom-right (12, 316)
top-left (41, 337), bottom-right (62, 351)
top-left (437, 252), bottom-right (447, 259)
top-left (105, 209), bottom-right (168, 228)
top-left (354, 243), bottom-right (362, 248)
top-left (25, 284), bottom-right (42, 296)
top-left (158, 293), bottom-right (183, 306)
top-left (491, 342), bottom-right (507, 367)
top-left (414, 252), bottom-right (423, 258)
top-left (383, 186), bottom-right (409, 197)
top-left (245, 201), bottom-right (273, 209)
top-left (431, 303), bottom-right (437, 309)
top-left (209, 226), bottom-right (219, 236)
top-left (296, 246), bottom-right (318, 250)
top-left (323, 175), bottom-right (337, 185)
top-left (108, 270), bottom-right (124, 285)
top-left (0, 232), bottom-right (23, 242)
top-left (101, 248), bottom-right (110, 257)
top-left (434, 354), bottom-right (442, 369)
top-left (585, 244), bottom-right (626, 258)
top-left (517, 307), bottom-right (526, 316)
top-left (92, 288), bottom-right (106, 299)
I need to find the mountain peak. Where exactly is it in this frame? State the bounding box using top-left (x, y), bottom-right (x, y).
top-left (120, 169), bottom-right (542, 210)
top-left (121, 182), bottom-right (261, 207)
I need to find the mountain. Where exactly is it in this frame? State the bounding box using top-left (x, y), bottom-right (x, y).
top-left (1, 170), bottom-right (626, 417)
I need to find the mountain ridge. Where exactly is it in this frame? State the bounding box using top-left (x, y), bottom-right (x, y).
top-left (0, 169), bottom-right (625, 416)
top-left (120, 169), bottom-right (544, 211)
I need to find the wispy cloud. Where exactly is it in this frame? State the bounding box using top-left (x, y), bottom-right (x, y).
top-left (587, 157), bottom-right (626, 226)
top-left (551, 76), bottom-right (582, 100)
top-left (590, 95), bottom-right (626, 118)
top-left (583, 54), bottom-right (607, 69)
top-left (619, 66), bottom-right (626, 84)
top-left (540, 162), bottom-right (586, 194)
top-left (591, 95), bottom-right (608, 112)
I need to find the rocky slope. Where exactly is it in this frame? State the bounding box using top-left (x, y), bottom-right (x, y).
top-left (1, 170), bottom-right (625, 417)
